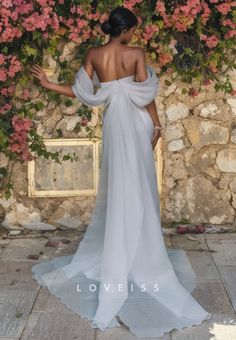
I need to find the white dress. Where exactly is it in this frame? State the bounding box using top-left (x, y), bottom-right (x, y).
top-left (31, 64), bottom-right (212, 337)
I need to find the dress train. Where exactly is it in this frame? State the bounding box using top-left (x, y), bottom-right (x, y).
top-left (31, 64), bottom-right (212, 337)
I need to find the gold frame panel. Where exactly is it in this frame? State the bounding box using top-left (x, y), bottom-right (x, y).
top-left (28, 138), bottom-right (101, 197)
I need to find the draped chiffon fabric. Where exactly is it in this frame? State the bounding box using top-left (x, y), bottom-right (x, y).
top-left (31, 64), bottom-right (212, 337)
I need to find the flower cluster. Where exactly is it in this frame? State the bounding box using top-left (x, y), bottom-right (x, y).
top-left (156, 0), bottom-right (235, 36)
top-left (0, 54), bottom-right (22, 82)
top-left (152, 0), bottom-right (236, 96)
top-left (8, 115), bottom-right (35, 161)
top-left (0, 0), bottom-right (235, 198)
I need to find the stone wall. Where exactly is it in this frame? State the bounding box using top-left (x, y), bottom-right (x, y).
top-left (157, 68), bottom-right (236, 227)
top-left (0, 42), bottom-right (236, 235)
top-left (0, 42), bottom-right (101, 235)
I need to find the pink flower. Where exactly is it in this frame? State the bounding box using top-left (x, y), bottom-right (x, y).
top-left (216, 3), bottom-right (231, 15)
top-left (177, 225), bottom-right (189, 234)
top-left (205, 35), bottom-right (219, 48)
top-left (77, 6), bottom-right (85, 15)
top-left (0, 102), bottom-right (12, 114)
top-left (1, 88), bottom-right (8, 96)
top-left (0, 54), bottom-right (5, 65)
top-left (70, 6), bottom-right (76, 14)
top-left (200, 34), bottom-right (219, 48)
top-left (201, 1), bottom-right (211, 24)
top-left (10, 143), bottom-right (22, 153)
top-left (194, 224), bottom-right (205, 233)
top-left (230, 89), bottom-right (236, 96)
top-left (12, 115), bottom-right (33, 132)
top-left (166, 67), bottom-right (174, 74)
top-left (189, 88), bottom-right (199, 97)
top-left (203, 79), bottom-right (212, 86)
top-left (81, 117), bottom-right (88, 126)
top-left (2, 0), bottom-right (13, 8)
top-left (22, 150), bottom-right (34, 161)
top-left (143, 24), bottom-right (159, 41)
top-left (225, 30), bottom-right (236, 38)
top-left (0, 68), bottom-right (7, 82)
top-left (155, 0), bottom-right (166, 14)
top-left (7, 85), bottom-right (15, 96)
top-left (159, 52), bottom-right (173, 66)
top-left (23, 117), bottom-right (33, 130)
top-left (9, 115), bottom-right (34, 161)
top-left (22, 89), bottom-right (30, 99)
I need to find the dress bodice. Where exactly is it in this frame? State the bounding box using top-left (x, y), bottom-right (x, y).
top-left (71, 64), bottom-right (160, 108)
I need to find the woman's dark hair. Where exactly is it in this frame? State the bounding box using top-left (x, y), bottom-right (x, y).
top-left (101, 6), bottom-right (138, 37)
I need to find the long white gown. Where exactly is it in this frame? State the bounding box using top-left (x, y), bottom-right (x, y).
top-left (31, 64), bottom-right (212, 337)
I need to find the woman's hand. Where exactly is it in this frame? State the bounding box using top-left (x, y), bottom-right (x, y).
top-left (152, 128), bottom-right (161, 150)
top-left (32, 64), bottom-right (50, 88)
top-left (31, 64), bottom-right (75, 97)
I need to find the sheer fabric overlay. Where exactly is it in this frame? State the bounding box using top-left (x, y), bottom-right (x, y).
top-left (31, 65), bottom-right (212, 338)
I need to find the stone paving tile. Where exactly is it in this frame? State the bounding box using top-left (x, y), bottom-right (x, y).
top-left (171, 313), bottom-right (236, 340)
top-left (0, 289), bottom-right (37, 338)
top-left (0, 237), bottom-right (81, 262)
top-left (32, 286), bottom-right (76, 315)
top-left (96, 325), bottom-right (171, 340)
top-left (204, 233), bottom-right (236, 240)
top-left (205, 234), bottom-right (236, 266)
top-left (185, 251), bottom-right (221, 283)
top-left (231, 299), bottom-right (236, 313)
top-left (20, 312), bottom-right (95, 340)
top-left (0, 239), bottom-right (11, 256)
top-left (0, 260), bottom-right (39, 292)
top-left (217, 265), bottom-right (236, 310)
top-left (192, 281), bottom-right (234, 314)
top-left (171, 235), bottom-right (208, 251)
top-left (163, 235), bottom-right (172, 248)
top-left (0, 234), bottom-right (235, 339)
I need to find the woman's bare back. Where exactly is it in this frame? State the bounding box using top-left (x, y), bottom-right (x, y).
top-left (86, 44), bottom-right (146, 83)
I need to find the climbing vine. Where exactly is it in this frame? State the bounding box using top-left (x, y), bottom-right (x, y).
top-left (0, 0), bottom-right (235, 198)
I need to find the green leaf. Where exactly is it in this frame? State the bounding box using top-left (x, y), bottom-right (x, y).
top-left (0, 167), bottom-right (7, 176)
top-left (157, 20), bottom-right (164, 29)
top-left (64, 99), bottom-right (73, 107)
top-left (56, 128), bottom-right (63, 137)
top-left (34, 101), bottom-right (45, 110)
top-left (151, 52), bottom-right (156, 60)
top-left (24, 45), bottom-right (37, 57)
top-left (2, 46), bottom-right (8, 53)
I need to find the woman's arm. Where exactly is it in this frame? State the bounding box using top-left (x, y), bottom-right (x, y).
top-left (32, 48), bottom-right (95, 97)
top-left (136, 48), bottom-right (162, 149)
top-left (145, 100), bottom-right (161, 127)
top-left (31, 65), bottom-right (76, 97)
top-left (136, 48), bottom-right (161, 127)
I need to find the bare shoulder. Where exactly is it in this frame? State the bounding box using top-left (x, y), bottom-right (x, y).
top-left (86, 45), bottom-right (105, 61)
top-left (134, 46), bottom-right (145, 53)
top-left (85, 46), bottom-right (96, 59)
top-left (126, 46), bottom-right (146, 65)
top-left (134, 46), bottom-right (146, 59)
top-left (125, 45), bottom-right (145, 55)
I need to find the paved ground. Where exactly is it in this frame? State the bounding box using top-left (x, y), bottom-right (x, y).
top-left (0, 232), bottom-right (236, 340)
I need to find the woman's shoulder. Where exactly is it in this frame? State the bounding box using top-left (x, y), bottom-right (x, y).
top-left (90, 44), bottom-right (145, 52)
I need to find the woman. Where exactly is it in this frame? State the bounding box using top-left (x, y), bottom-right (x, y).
top-left (31, 6), bottom-right (211, 338)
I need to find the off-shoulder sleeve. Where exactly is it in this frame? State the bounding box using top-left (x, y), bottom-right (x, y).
top-left (71, 64), bottom-right (159, 108)
top-left (126, 65), bottom-right (160, 107)
top-left (71, 66), bottom-right (106, 107)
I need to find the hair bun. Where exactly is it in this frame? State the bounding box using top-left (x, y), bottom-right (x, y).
top-left (101, 20), bottom-right (112, 34)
